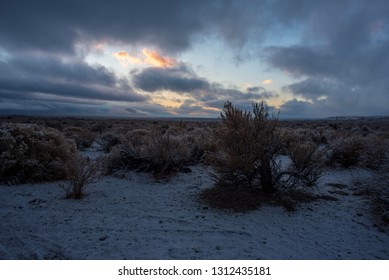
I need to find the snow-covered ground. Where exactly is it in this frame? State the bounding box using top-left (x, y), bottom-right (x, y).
top-left (0, 164), bottom-right (388, 260)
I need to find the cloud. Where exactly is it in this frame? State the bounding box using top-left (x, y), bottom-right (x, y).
top-left (113, 51), bottom-right (143, 66)
top-left (0, 54), bottom-right (147, 110)
top-left (0, 0), bottom-right (262, 55)
top-left (1, 1), bottom-right (389, 118)
top-left (131, 60), bottom-right (278, 117)
top-left (133, 62), bottom-right (276, 106)
top-left (263, 0), bottom-right (389, 118)
top-left (0, 98), bottom-right (112, 116)
top-left (142, 49), bottom-right (177, 68)
top-left (283, 78), bottom-right (340, 101)
top-left (279, 99), bottom-right (314, 119)
top-left (133, 63), bottom-right (209, 93)
top-left (113, 49), bottom-right (176, 68)
top-left (262, 79), bottom-right (272, 85)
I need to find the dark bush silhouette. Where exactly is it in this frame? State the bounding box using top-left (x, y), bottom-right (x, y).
top-left (59, 154), bottom-right (102, 199)
top-left (207, 101), bottom-right (325, 208)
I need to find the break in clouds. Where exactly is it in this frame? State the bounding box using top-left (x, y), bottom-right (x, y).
top-left (0, 0), bottom-right (388, 118)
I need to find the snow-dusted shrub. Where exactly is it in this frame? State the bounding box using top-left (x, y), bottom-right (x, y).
top-left (181, 128), bottom-right (214, 163)
top-left (63, 126), bottom-right (95, 149)
top-left (106, 128), bottom-right (191, 179)
top-left (105, 131), bottom-right (145, 173)
top-left (330, 136), bottom-right (363, 168)
top-left (208, 101), bottom-right (324, 193)
top-left (208, 101), bottom-right (282, 193)
top-left (360, 135), bottom-right (387, 169)
top-left (99, 132), bottom-right (121, 153)
top-left (355, 164), bottom-right (389, 231)
top-left (142, 131), bottom-right (191, 178)
top-left (282, 139), bottom-right (325, 188)
top-left (0, 123), bottom-right (77, 184)
top-left (330, 135), bottom-right (387, 169)
top-left (58, 154), bottom-right (102, 199)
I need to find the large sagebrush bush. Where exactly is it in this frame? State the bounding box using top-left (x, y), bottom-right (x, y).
top-left (208, 101), bottom-right (282, 193)
top-left (208, 101), bottom-right (324, 194)
top-left (0, 123), bottom-right (77, 184)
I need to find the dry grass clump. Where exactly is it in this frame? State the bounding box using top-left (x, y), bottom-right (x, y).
top-left (0, 123), bottom-right (77, 184)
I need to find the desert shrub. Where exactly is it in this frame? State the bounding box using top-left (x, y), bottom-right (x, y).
top-left (142, 131), bottom-right (191, 178)
top-left (359, 135), bottom-right (387, 169)
top-left (58, 154), bottom-right (102, 199)
top-left (0, 123), bottom-right (77, 184)
top-left (182, 128), bottom-right (214, 163)
top-left (106, 128), bottom-right (191, 179)
top-left (45, 120), bottom-right (64, 131)
top-left (99, 132), bottom-right (121, 153)
top-left (281, 139), bottom-right (325, 188)
top-left (330, 135), bottom-right (387, 169)
top-left (63, 126), bottom-right (95, 149)
top-left (329, 122), bottom-right (338, 130)
top-left (354, 164), bottom-right (389, 231)
top-left (208, 101), bottom-right (324, 194)
top-left (330, 136), bottom-right (364, 168)
top-left (106, 130), bottom-right (148, 173)
top-left (90, 122), bottom-right (108, 134)
top-left (208, 101), bottom-right (283, 193)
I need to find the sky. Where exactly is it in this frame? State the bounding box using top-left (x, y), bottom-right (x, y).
top-left (0, 0), bottom-right (388, 119)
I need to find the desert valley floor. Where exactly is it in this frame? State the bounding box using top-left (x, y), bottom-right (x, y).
top-left (0, 116), bottom-right (388, 259)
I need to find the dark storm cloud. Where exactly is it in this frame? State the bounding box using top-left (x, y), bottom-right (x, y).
top-left (264, 0), bottom-right (389, 117)
top-left (133, 62), bottom-right (275, 109)
top-left (279, 99), bottom-right (315, 119)
top-left (0, 98), bottom-right (111, 116)
top-left (0, 55), bottom-right (146, 103)
top-left (1, 0), bottom-right (388, 118)
top-left (246, 86), bottom-right (264, 93)
top-left (0, 0), bottom-right (256, 55)
top-left (265, 47), bottom-right (337, 78)
top-left (133, 64), bottom-right (209, 93)
top-left (283, 78), bottom-right (342, 101)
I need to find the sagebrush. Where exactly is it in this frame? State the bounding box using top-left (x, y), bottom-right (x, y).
top-left (59, 154), bottom-right (102, 199)
top-left (0, 123), bottom-right (77, 184)
top-left (208, 101), bottom-right (325, 194)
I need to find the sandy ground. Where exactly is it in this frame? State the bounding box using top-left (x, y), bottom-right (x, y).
top-left (0, 162), bottom-right (388, 260)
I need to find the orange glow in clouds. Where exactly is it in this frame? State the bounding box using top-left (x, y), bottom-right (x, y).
top-left (113, 49), bottom-right (176, 68)
top-left (113, 51), bottom-right (143, 66)
top-left (142, 49), bottom-right (176, 68)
